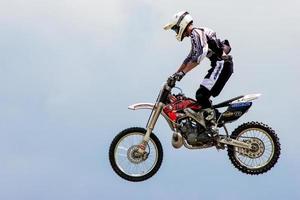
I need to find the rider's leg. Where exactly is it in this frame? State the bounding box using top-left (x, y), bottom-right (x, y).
top-left (195, 85), bottom-right (212, 109)
top-left (196, 58), bottom-right (233, 107)
top-left (210, 59), bottom-right (234, 97)
top-left (195, 85), bottom-right (216, 140)
top-left (194, 59), bottom-right (234, 140)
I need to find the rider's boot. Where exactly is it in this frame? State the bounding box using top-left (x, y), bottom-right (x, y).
top-left (201, 107), bottom-right (220, 139)
top-left (199, 108), bottom-right (219, 141)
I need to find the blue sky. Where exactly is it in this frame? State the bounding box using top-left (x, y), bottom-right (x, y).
top-left (0, 0), bottom-right (299, 199)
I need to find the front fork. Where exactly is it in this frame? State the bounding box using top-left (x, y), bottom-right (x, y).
top-left (138, 102), bottom-right (164, 153)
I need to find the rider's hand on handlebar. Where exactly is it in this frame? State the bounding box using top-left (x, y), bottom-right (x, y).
top-left (167, 76), bottom-right (176, 87)
top-left (167, 71), bottom-right (185, 87)
top-left (173, 71), bottom-right (185, 81)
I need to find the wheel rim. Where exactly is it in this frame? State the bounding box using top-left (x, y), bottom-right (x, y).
top-left (234, 128), bottom-right (275, 169)
top-left (114, 132), bottom-right (159, 177)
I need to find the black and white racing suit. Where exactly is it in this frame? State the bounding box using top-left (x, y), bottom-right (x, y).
top-left (183, 27), bottom-right (234, 108)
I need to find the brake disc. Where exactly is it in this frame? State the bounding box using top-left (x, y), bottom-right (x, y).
top-left (127, 145), bottom-right (148, 164)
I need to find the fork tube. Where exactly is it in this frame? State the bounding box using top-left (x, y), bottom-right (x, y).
top-left (143, 102), bottom-right (164, 142)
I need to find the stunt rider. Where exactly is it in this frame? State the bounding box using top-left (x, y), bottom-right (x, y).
top-left (164, 11), bottom-right (233, 127)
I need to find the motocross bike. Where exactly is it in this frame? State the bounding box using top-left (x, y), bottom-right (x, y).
top-left (109, 75), bottom-right (281, 182)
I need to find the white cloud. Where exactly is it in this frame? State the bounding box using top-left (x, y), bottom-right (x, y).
top-left (0, 0), bottom-right (129, 41)
top-left (0, 1), bottom-right (300, 199)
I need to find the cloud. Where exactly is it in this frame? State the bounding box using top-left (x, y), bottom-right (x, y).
top-left (0, 0), bottom-right (129, 43)
top-left (0, 1), bottom-right (300, 199)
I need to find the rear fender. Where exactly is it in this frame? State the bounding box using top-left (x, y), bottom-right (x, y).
top-left (218, 102), bottom-right (253, 124)
top-left (217, 93), bottom-right (261, 125)
top-left (128, 103), bottom-right (175, 131)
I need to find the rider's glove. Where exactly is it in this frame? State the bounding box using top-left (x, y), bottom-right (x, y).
top-left (167, 76), bottom-right (176, 87)
top-left (173, 71), bottom-right (185, 81)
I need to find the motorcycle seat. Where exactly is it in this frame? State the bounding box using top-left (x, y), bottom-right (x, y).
top-left (212, 95), bottom-right (244, 108)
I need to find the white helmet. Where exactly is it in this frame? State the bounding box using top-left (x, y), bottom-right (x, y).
top-left (164, 11), bottom-right (193, 41)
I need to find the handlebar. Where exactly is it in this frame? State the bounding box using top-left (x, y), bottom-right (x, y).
top-left (157, 76), bottom-right (182, 104)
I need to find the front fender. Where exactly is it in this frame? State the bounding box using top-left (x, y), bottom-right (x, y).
top-left (128, 103), bottom-right (155, 110)
top-left (128, 102), bottom-right (175, 131)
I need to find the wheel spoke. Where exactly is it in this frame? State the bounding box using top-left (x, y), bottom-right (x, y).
top-left (233, 127), bottom-right (276, 169)
top-left (114, 132), bottom-right (159, 177)
top-left (117, 146), bottom-right (128, 151)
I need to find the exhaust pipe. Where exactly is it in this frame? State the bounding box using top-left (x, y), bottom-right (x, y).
top-left (172, 132), bottom-right (183, 148)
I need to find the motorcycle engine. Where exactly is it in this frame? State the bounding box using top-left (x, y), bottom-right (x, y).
top-left (179, 118), bottom-right (206, 145)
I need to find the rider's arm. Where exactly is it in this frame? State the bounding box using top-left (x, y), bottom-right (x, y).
top-left (179, 61), bottom-right (199, 74)
top-left (176, 63), bottom-right (187, 73)
top-left (176, 31), bottom-right (203, 74)
top-left (176, 61), bottom-right (199, 74)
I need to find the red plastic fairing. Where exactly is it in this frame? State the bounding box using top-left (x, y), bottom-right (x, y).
top-left (163, 95), bottom-right (201, 122)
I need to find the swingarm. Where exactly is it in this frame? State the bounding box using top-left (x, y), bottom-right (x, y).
top-left (217, 137), bottom-right (252, 149)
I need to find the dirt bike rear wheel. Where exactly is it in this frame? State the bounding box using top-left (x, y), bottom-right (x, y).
top-left (227, 122), bottom-right (281, 175)
top-left (109, 127), bottom-right (163, 182)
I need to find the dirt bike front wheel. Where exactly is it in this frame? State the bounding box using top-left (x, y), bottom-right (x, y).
top-left (227, 122), bottom-right (281, 175)
top-left (109, 127), bottom-right (163, 182)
